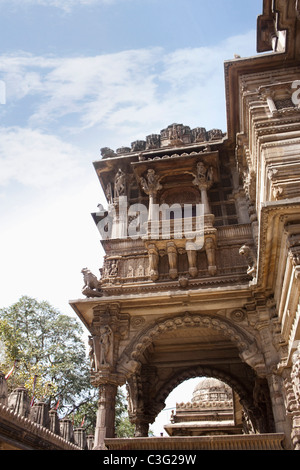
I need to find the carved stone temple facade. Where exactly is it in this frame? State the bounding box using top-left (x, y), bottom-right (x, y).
top-left (70, 1), bottom-right (300, 450)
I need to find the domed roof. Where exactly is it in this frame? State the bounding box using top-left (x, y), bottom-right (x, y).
top-left (192, 378), bottom-right (232, 403)
top-left (193, 378), bottom-right (226, 392)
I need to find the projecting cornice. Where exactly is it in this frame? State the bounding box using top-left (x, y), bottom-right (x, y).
top-left (224, 0), bottom-right (300, 142)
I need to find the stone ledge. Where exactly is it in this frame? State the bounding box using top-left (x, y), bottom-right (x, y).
top-left (0, 403), bottom-right (80, 450)
top-left (105, 433), bottom-right (286, 451)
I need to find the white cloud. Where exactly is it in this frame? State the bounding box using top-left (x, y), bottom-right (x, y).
top-left (1, 30), bottom-right (256, 144)
top-left (0, 0), bottom-right (119, 12)
top-left (0, 126), bottom-right (88, 188)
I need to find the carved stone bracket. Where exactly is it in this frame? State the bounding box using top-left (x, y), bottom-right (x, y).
top-left (239, 244), bottom-right (257, 279)
top-left (192, 161), bottom-right (214, 214)
top-left (145, 232), bottom-right (217, 281)
top-left (89, 303), bottom-right (129, 387)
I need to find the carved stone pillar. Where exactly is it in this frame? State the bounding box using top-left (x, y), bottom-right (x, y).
top-left (193, 161), bottom-right (214, 215)
top-left (89, 304), bottom-right (129, 450)
top-left (134, 416), bottom-right (150, 437)
top-left (139, 169), bottom-right (162, 224)
top-left (186, 241), bottom-right (198, 277)
top-left (288, 344), bottom-right (300, 449)
top-left (199, 183), bottom-right (211, 215)
top-left (126, 367), bottom-right (159, 438)
top-left (267, 373), bottom-right (290, 435)
top-left (147, 242), bottom-right (159, 281)
top-left (205, 236), bottom-right (217, 276)
top-left (252, 311), bottom-right (292, 438)
top-left (94, 382), bottom-right (118, 449)
top-left (167, 241), bottom-right (178, 279)
top-left (111, 196), bottom-right (128, 240)
top-left (0, 371), bottom-right (8, 406)
top-left (8, 385), bottom-right (30, 418)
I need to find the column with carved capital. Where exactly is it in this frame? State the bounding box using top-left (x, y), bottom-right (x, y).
top-left (288, 344), bottom-right (300, 449)
top-left (139, 169), bottom-right (162, 230)
top-left (193, 162), bottom-right (214, 215)
top-left (112, 168), bottom-right (128, 239)
top-left (93, 382), bottom-right (118, 449)
top-left (89, 304), bottom-right (129, 450)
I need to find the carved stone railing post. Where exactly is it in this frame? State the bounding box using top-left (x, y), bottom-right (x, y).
top-left (87, 434), bottom-right (94, 450)
top-left (29, 401), bottom-right (50, 429)
top-left (59, 417), bottom-right (74, 443)
top-left (49, 407), bottom-right (61, 435)
top-left (74, 427), bottom-right (88, 450)
top-left (8, 385), bottom-right (30, 418)
top-left (0, 371), bottom-right (8, 406)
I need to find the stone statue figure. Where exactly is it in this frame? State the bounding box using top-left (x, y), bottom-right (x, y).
top-left (140, 169), bottom-right (162, 196)
top-left (195, 161), bottom-right (214, 186)
top-left (105, 183), bottom-right (113, 204)
top-left (99, 326), bottom-right (112, 365)
top-left (81, 268), bottom-right (103, 297)
top-left (114, 169), bottom-right (126, 197)
top-left (88, 336), bottom-right (96, 371)
top-left (239, 244), bottom-right (257, 277)
top-left (81, 268), bottom-right (99, 290)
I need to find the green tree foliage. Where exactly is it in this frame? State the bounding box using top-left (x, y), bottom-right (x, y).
top-left (0, 296), bottom-right (134, 437)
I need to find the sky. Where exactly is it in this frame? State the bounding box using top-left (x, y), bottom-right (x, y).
top-left (0, 0), bottom-right (263, 435)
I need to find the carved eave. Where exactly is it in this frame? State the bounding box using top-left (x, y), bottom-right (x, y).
top-left (256, 198), bottom-right (300, 293)
top-left (93, 139), bottom-right (226, 199)
top-left (225, 0), bottom-right (300, 144)
top-left (69, 298), bottom-right (100, 330)
top-left (257, 0), bottom-right (300, 56)
top-left (93, 153), bottom-right (138, 197)
top-left (70, 283), bottom-right (252, 324)
top-left (131, 150), bottom-right (220, 184)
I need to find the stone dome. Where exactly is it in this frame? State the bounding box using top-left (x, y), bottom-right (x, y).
top-left (192, 378), bottom-right (232, 403)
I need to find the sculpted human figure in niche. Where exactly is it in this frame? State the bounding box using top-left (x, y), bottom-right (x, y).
top-left (99, 326), bottom-right (112, 365)
top-left (105, 183), bottom-right (113, 204)
top-left (88, 336), bottom-right (96, 371)
top-left (114, 168), bottom-right (126, 197)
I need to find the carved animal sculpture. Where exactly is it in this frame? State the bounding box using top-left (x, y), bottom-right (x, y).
top-left (81, 268), bottom-right (99, 290)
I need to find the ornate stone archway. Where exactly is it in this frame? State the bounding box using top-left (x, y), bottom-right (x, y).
top-left (119, 312), bottom-right (265, 377)
top-left (120, 313), bottom-right (271, 437)
top-left (154, 365), bottom-right (274, 435)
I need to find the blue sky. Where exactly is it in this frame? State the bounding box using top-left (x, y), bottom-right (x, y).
top-left (0, 0), bottom-right (263, 435)
top-left (0, 0), bottom-right (263, 313)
